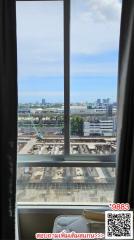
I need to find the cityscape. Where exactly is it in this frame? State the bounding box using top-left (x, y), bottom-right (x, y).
top-left (16, 0), bottom-right (121, 204)
top-left (17, 98), bottom-right (117, 203)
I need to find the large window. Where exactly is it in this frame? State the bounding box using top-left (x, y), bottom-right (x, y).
top-left (17, 1), bottom-right (64, 155)
top-left (70, 0), bottom-right (120, 155)
top-left (17, 0), bottom-right (122, 204)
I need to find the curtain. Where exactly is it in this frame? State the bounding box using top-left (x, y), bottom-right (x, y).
top-left (114, 0), bottom-right (134, 208)
top-left (0, 0), bottom-right (17, 239)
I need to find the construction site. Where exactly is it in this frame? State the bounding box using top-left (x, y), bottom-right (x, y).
top-left (17, 133), bottom-right (116, 155)
top-left (17, 101), bottom-right (117, 203)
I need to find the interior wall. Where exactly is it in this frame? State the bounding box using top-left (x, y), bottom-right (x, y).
top-left (18, 208), bottom-right (83, 240)
top-left (19, 212), bottom-right (58, 240)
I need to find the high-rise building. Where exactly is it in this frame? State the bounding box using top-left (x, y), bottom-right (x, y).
top-left (96, 99), bottom-right (101, 105)
top-left (42, 98), bottom-right (46, 105)
top-left (107, 104), bottom-right (113, 116)
top-left (103, 98), bottom-right (110, 105)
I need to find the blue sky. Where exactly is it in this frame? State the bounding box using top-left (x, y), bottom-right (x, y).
top-left (16, 0), bottom-right (122, 104)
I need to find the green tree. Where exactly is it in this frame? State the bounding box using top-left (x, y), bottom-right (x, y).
top-left (71, 116), bottom-right (83, 136)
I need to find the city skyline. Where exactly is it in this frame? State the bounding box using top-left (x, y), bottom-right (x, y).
top-left (18, 97), bottom-right (117, 105)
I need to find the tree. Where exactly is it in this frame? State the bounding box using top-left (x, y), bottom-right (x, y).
top-left (71, 116), bottom-right (83, 136)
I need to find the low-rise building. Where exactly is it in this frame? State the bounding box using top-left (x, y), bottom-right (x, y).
top-left (84, 120), bottom-right (115, 137)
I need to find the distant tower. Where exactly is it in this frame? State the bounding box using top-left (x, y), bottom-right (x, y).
top-left (107, 104), bottom-right (113, 116)
top-left (42, 98), bottom-right (46, 105)
top-left (96, 99), bottom-right (101, 105)
top-left (106, 98), bottom-right (110, 105)
top-left (103, 99), bottom-right (106, 105)
top-left (103, 98), bottom-right (110, 106)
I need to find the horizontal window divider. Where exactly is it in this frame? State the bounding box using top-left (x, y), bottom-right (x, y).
top-left (17, 204), bottom-right (110, 213)
top-left (17, 154), bottom-right (116, 167)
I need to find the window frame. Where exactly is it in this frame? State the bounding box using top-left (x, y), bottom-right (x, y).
top-left (16, 0), bottom-right (116, 167)
top-left (16, 6), bottom-right (117, 239)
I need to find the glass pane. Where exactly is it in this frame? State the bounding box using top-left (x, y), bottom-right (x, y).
top-left (17, 1), bottom-right (64, 155)
top-left (70, 0), bottom-right (121, 154)
top-left (17, 167), bottom-right (115, 203)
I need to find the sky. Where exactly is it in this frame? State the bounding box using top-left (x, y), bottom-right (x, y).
top-left (16, 0), bottom-right (122, 104)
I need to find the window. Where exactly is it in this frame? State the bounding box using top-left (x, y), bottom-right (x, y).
top-left (70, 0), bottom-right (120, 155)
top-left (17, 167), bottom-right (115, 203)
top-left (17, 0), bottom-right (122, 204)
top-left (17, 1), bottom-right (64, 155)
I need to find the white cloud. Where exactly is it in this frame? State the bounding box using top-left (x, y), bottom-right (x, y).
top-left (71, 62), bottom-right (117, 77)
top-left (84, 0), bottom-right (121, 22)
top-left (16, 1), bottom-right (63, 78)
top-left (16, 0), bottom-right (122, 80)
top-left (71, 0), bottom-right (122, 55)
